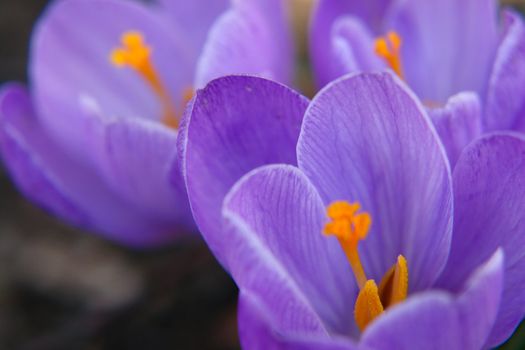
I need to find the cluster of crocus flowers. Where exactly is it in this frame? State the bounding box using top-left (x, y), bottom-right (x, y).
top-left (310, 0), bottom-right (525, 166)
top-left (0, 0), bottom-right (292, 245)
top-left (0, 0), bottom-right (524, 348)
top-left (181, 72), bottom-right (525, 349)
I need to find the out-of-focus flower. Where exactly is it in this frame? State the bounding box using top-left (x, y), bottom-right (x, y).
top-left (0, 0), bottom-right (292, 246)
top-left (310, 0), bottom-right (525, 166)
top-left (181, 72), bottom-right (525, 349)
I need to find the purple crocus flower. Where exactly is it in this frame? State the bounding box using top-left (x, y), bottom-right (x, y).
top-left (180, 72), bottom-right (525, 349)
top-left (310, 0), bottom-right (525, 166)
top-left (0, 0), bottom-right (292, 246)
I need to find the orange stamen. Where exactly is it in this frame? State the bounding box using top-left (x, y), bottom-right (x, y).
top-left (111, 31), bottom-right (179, 128)
top-left (324, 201), bottom-right (371, 289)
top-left (374, 31), bottom-right (404, 79)
top-left (378, 255), bottom-right (408, 307)
top-left (324, 201), bottom-right (409, 331)
top-left (354, 280), bottom-right (384, 332)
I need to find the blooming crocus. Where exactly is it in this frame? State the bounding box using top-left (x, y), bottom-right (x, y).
top-left (180, 72), bottom-right (525, 349)
top-left (310, 0), bottom-right (525, 166)
top-left (0, 0), bottom-right (292, 246)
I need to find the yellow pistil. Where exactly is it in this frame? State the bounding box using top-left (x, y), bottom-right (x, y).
top-left (374, 31), bottom-right (404, 79)
top-left (110, 31), bottom-right (179, 128)
top-left (324, 201), bottom-right (408, 332)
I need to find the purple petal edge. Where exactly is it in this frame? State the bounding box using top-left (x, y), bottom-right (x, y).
top-left (179, 75), bottom-right (308, 266)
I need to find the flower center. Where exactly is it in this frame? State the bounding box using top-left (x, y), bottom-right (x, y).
top-left (324, 201), bottom-right (408, 332)
top-left (110, 31), bottom-right (186, 128)
top-left (374, 31), bottom-right (404, 79)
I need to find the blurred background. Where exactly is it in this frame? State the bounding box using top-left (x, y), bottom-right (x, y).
top-left (0, 0), bottom-right (524, 349)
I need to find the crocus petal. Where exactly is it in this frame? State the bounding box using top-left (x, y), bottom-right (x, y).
top-left (388, 0), bottom-right (498, 102)
top-left (310, 0), bottom-right (395, 87)
top-left (157, 0), bottom-right (229, 57)
top-left (437, 133), bottom-right (525, 346)
top-left (331, 16), bottom-right (385, 75)
top-left (361, 293), bottom-right (461, 350)
top-left (31, 0), bottom-right (193, 160)
top-left (221, 165), bottom-right (330, 337)
top-left (361, 250), bottom-right (504, 350)
top-left (195, 0), bottom-right (292, 87)
top-left (0, 84), bottom-right (183, 246)
top-left (297, 72), bottom-right (453, 291)
top-left (485, 11), bottom-right (525, 132)
top-left (97, 117), bottom-right (194, 230)
top-left (456, 250), bottom-right (504, 350)
top-left (310, 0), bottom-right (353, 87)
top-left (429, 92), bottom-right (482, 168)
top-left (238, 292), bottom-right (356, 350)
top-left (223, 164), bottom-right (357, 335)
top-left (0, 84), bottom-right (87, 227)
top-left (238, 293), bottom-right (281, 350)
top-left (179, 75), bottom-right (308, 265)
